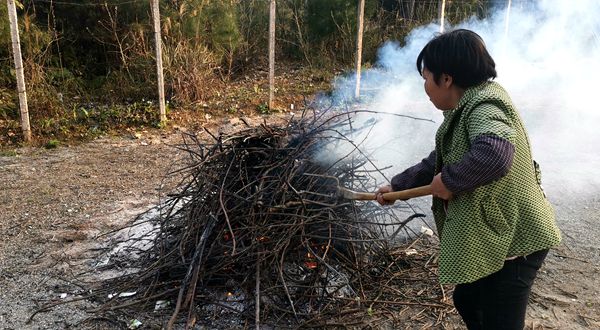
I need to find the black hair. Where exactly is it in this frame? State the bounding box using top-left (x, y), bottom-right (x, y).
top-left (416, 29), bottom-right (497, 88)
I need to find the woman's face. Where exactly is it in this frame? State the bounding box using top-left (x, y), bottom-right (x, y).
top-left (422, 68), bottom-right (454, 111)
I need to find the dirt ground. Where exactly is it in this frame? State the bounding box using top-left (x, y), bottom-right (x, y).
top-left (1, 114), bottom-right (599, 329)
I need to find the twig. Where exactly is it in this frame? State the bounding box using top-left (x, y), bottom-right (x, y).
top-left (167, 216), bottom-right (216, 330)
top-left (255, 252), bottom-right (261, 330)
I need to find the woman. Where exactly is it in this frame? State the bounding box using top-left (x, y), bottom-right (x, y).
top-left (376, 29), bottom-right (561, 329)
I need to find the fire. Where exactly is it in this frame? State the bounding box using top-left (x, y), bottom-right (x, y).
top-left (304, 261), bottom-right (318, 269)
top-left (305, 251), bottom-right (317, 269)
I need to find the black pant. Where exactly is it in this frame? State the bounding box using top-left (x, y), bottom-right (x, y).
top-left (453, 249), bottom-right (548, 330)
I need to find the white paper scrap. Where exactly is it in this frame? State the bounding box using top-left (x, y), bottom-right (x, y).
top-left (420, 226), bottom-right (434, 236)
top-left (108, 291), bottom-right (137, 299)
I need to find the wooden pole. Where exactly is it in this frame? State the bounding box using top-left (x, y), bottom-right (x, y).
top-left (504, 0), bottom-right (512, 38)
top-left (6, 0), bottom-right (31, 142)
top-left (438, 0), bottom-right (446, 33)
top-left (268, 0), bottom-right (276, 110)
top-left (254, 255), bottom-right (261, 330)
top-left (151, 0), bottom-right (166, 125)
top-left (354, 0), bottom-right (365, 99)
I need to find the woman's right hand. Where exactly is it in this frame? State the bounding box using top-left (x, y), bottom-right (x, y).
top-left (376, 185), bottom-right (395, 206)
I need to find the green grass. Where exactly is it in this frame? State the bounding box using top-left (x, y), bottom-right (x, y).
top-left (0, 149), bottom-right (17, 157)
top-left (44, 139), bottom-right (60, 149)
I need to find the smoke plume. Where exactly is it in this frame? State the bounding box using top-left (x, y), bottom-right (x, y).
top-left (322, 0), bottom-right (600, 197)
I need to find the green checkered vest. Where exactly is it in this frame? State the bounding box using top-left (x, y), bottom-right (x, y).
top-left (433, 81), bottom-right (561, 284)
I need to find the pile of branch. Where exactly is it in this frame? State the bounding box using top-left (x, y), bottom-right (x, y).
top-left (73, 110), bottom-right (452, 328)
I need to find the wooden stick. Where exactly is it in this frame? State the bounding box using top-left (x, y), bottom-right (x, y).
top-left (255, 253), bottom-right (261, 330)
top-left (151, 0), bottom-right (166, 124)
top-left (167, 217), bottom-right (215, 330)
top-left (6, 0), bottom-right (30, 142)
top-left (354, 0), bottom-right (365, 99)
top-left (268, 0), bottom-right (276, 110)
top-left (339, 185), bottom-right (432, 201)
top-left (438, 0), bottom-right (446, 33)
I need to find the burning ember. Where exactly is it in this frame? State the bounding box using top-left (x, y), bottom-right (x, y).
top-left (305, 251), bottom-right (318, 269)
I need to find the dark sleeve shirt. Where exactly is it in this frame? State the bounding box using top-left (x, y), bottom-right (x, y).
top-left (390, 134), bottom-right (515, 194)
top-left (391, 150), bottom-right (436, 191)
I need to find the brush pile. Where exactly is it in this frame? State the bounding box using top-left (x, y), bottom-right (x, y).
top-left (79, 111), bottom-right (453, 328)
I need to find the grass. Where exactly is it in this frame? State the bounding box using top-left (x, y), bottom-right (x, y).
top-left (44, 140), bottom-right (60, 149)
top-left (0, 149), bottom-right (17, 157)
top-left (0, 64), bottom-right (334, 147)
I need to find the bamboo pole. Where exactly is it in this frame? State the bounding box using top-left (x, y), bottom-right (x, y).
top-left (354, 0), bottom-right (365, 99)
top-left (438, 0), bottom-right (446, 33)
top-left (504, 0), bottom-right (512, 38)
top-left (268, 0), bottom-right (276, 110)
top-left (409, 0), bottom-right (415, 21)
top-left (6, 0), bottom-right (31, 142)
top-left (151, 0), bottom-right (166, 125)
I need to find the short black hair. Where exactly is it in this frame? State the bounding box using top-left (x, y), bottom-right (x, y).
top-left (416, 29), bottom-right (497, 88)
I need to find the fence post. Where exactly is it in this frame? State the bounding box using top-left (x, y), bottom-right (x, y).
top-left (268, 0), bottom-right (276, 110)
top-left (151, 0), bottom-right (166, 125)
top-left (6, 0), bottom-right (31, 142)
top-left (504, 0), bottom-right (512, 38)
top-left (354, 0), bottom-right (365, 99)
top-left (408, 0), bottom-right (415, 21)
top-left (438, 0), bottom-right (446, 33)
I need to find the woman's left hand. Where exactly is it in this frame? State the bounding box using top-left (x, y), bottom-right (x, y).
top-left (431, 173), bottom-right (453, 200)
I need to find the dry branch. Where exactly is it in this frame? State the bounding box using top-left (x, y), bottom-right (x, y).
top-left (35, 109), bottom-right (452, 328)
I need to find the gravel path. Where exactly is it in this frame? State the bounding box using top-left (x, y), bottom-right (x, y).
top-left (1, 122), bottom-right (598, 329)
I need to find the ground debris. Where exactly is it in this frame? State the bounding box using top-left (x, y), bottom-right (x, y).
top-left (35, 109), bottom-right (452, 328)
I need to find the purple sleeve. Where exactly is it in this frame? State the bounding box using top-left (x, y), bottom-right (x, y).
top-left (391, 150), bottom-right (436, 191)
top-left (441, 134), bottom-right (515, 194)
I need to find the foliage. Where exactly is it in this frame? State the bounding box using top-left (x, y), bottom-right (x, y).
top-left (256, 102), bottom-right (269, 114)
top-left (0, 0), bottom-right (495, 143)
top-left (44, 139), bottom-right (60, 149)
top-left (0, 88), bottom-right (17, 119)
top-left (0, 149), bottom-right (17, 157)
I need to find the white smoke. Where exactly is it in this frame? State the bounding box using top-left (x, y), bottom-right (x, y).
top-left (321, 0), bottom-right (600, 197)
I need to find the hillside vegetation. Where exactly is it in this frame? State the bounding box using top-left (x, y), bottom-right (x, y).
top-left (1, 0), bottom-right (491, 145)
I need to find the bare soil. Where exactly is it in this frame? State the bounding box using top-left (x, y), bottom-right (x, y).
top-left (1, 114), bottom-right (598, 329)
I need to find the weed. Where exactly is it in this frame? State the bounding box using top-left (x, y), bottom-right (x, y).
top-left (40, 118), bottom-right (52, 129)
top-left (73, 106), bottom-right (90, 121)
top-left (256, 103), bottom-right (269, 114)
top-left (0, 88), bottom-right (17, 119)
top-left (45, 139), bottom-right (60, 149)
top-left (155, 120), bottom-right (167, 129)
top-left (0, 149), bottom-right (17, 157)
